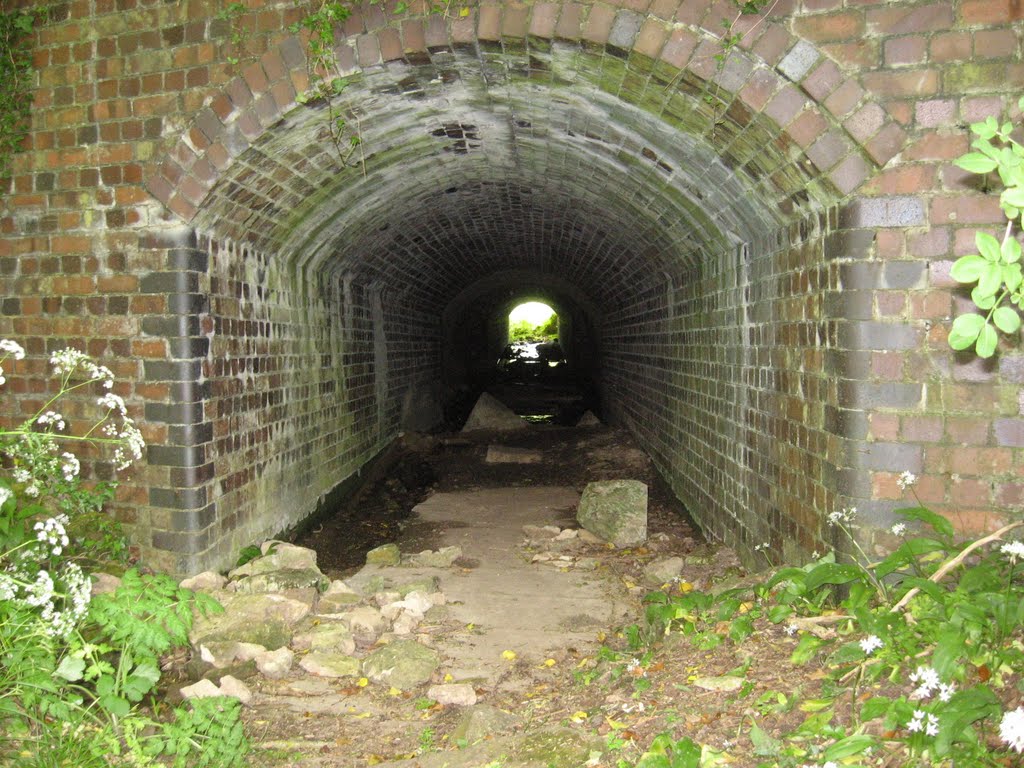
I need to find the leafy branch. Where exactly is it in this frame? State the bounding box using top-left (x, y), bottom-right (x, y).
top-left (0, 7), bottom-right (39, 180)
top-left (947, 97), bottom-right (1024, 358)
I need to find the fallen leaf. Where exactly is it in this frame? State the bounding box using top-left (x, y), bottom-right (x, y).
top-left (571, 711), bottom-right (589, 722)
top-left (541, 658), bottom-right (557, 667)
top-left (357, 677), bottom-right (369, 687)
top-left (502, 650), bottom-right (517, 661)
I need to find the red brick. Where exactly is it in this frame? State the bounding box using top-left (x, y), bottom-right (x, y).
top-left (973, 29), bottom-right (1018, 59)
top-left (884, 36), bottom-right (927, 66)
top-left (869, 413), bottom-right (900, 440)
top-left (961, 0), bottom-right (1024, 24)
top-left (929, 31), bottom-right (971, 63)
top-left (555, 3), bottom-right (584, 40)
top-left (823, 78), bottom-right (864, 119)
top-left (477, 3), bottom-right (501, 40)
top-left (793, 11), bottom-right (864, 42)
top-left (867, 3), bottom-right (953, 34)
top-left (528, 3), bottom-right (559, 37)
top-left (821, 41), bottom-right (879, 69)
top-left (583, 4), bottom-right (615, 44)
top-left (865, 165), bottom-right (936, 195)
top-left (903, 132), bottom-right (968, 161)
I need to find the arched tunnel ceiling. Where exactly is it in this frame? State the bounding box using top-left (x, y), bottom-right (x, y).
top-left (192, 41), bottom-right (842, 314)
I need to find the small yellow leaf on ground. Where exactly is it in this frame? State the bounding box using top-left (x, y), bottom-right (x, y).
top-left (357, 677), bottom-right (369, 687)
top-left (388, 686), bottom-right (402, 696)
top-left (570, 711), bottom-right (589, 722)
top-left (542, 658), bottom-right (556, 667)
top-left (443, 673), bottom-right (454, 683)
top-left (678, 581), bottom-right (694, 593)
top-left (502, 650), bottom-right (517, 660)
top-left (459, 6), bottom-right (469, 15)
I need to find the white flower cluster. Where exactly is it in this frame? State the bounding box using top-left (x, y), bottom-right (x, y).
top-left (37, 411), bottom-right (66, 431)
top-left (49, 348), bottom-right (114, 389)
top-left (0, 486), bottom-right (11, 507)
top-left (1000, 540), bottom-right (1024, 564)
top-left (34, 514), bottom-right (70, 556)
top-left (1001, 707), bottom-right (1024, 753)
top-left (896, 471), bottom-right (917, 491)
top-left (859, 635), bottom-right (883, 655)
top-left (827, 507), bottom-right (857, 527)
top-left (97, 392), bottom-right (127, 416)
top-left (98, 394), bottom-right (145, 471)
top-left (60, 452), bottom-right (80, 482)
top-left (0, 338), bottom-right (26, 386)
top-left (907, 709), bottom-right (939, 737)
top-left (909, 665), bottom-right (955, 702)
top-left (890, 522), bottom-right (907, 536)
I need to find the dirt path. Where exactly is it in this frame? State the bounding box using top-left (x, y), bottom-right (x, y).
top-left (241, 425), bottom-right (719, 768)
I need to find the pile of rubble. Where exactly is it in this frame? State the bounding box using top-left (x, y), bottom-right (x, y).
top-left (173, 541), bottom-right (467, 706)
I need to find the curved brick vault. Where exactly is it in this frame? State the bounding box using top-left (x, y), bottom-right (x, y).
top-left (4, 0), bottom-right (1023, 574)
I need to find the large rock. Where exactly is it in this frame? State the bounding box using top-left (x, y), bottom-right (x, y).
top-left (451, 704), bottom-right (521, 743)
top-left (643, 556), bottom-right (684, 586)
top-left (292, 622), bottom-right (356, 655)
top-left (255, 647), bottom-right (294, 679)
top-left (405, 546), bottom-right (462, 568)
top-left (230, 568), bottom-right (329, 594)
top-left (299, 652), bottom-right (361, 679)
top-left (180, 571), bottom-right (226, 592)
top-left (362, 639), bottom-right (441, 690)
top-left (366, 543), bottom-right (402, 566)
top-left (230, 542), bottom-right (320, 577)
top-left (461, 393), bottom-right (526, 433)
top-left (190, 592), bottom-right (313, 650)
top-left (318, 580), bottom-right (362, 613)
top-left (427, 683), bottom-right (477, 707)
top-left (576, 480), bottom-right (648, 547)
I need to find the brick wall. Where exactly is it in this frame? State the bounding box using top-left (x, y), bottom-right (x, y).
top-left (1, 0), bottom-right (1021, 572)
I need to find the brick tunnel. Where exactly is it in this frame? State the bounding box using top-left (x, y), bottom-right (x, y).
top-left (3, 0), bottom-right (1023, 575)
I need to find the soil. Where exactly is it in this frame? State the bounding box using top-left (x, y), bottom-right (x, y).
top-left (240, 423), bottom-right (825, 768)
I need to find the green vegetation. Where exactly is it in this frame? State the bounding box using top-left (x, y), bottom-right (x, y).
top-left (583, 482), bottom-right (1024, 767)
top-left (0, 7), bottom-right (38, 179)
top-left (948, 97), bottom-right (1024, 358)
top-left (0, 341), bottom-right (246, 767)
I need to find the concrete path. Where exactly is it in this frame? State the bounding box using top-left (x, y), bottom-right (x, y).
top-left (346, 486), bottom-right (635, 685)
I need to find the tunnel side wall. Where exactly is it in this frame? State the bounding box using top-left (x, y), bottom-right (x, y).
top-left (196, 236), bottom-right (442, 569)
top-left (604, 210), bottom-right (847, 560)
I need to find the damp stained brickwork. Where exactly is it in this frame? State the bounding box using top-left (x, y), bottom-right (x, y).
top-left (1, 0), bottom-right (1022, 573)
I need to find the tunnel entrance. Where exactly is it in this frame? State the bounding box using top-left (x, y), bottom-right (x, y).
top-left (147, 8), bottom-right (892, 573)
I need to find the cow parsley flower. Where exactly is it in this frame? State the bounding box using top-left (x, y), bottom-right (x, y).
top-left (891, 523), bottom-right (907, 536)
top-left (34, 515), bottom-right (70, 556)
top-left (897, 471), bottom-right (917, 490)
top-left (97, 392), bottom-right (127, 416)
top-left (1001, 707), bottom-right (1024, 753)
top-left (0, 339), bottom-right (25, 360)
top-left (50, 348), bottom-right (88, 377)
top-left (60, 452), bottom-right (80, 481)
top-left (83, 361), bottom-right (114, 389)
top-left (37, 411), bottom-right (66, 431)
top-left (1001, 541), bottom-right (1024, 564)
top-left (859, 635), bottom-right (883, 655)
top-left (0, 487), bottom-right (12, 507)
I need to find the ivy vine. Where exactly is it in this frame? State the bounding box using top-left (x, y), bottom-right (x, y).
top-left (0, 8), bottom-right (39, 180)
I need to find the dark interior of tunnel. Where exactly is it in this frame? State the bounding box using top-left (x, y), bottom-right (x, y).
top-left (441, 282), bottom-right (600, 428)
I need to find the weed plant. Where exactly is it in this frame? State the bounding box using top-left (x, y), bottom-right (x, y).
top-left (0, 340), bottom-right (246, 767)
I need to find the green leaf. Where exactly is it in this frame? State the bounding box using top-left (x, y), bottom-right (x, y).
top-left (790, 633), bottom-right (826, 665)
top-left (993, 306), bottom-right (1022, 334)
top-left (896, 505), bottom-right (955, 540)
top-left (977, 261), bottom-right (1003, 298)
top-left (749, 722), bottom-right (781, 757)
top-left (949, 254), bottom-right (988, 283)
top-left (1003, 186), bottom-right (1024, 209)
top-left (804, 562), bottom-right (869, 591)
top-left (1005, 264), bottom-right (1023, 293)
top-left (972, 285), bottom-right (997, 309)
top-left (100, 693), bottom-right (131, 718)
top-left (977, 231), bottom-right (1002, 262)
top-left (823, 734), bottom-right (876, 761)
top-left (976, 321), bottom-right (998, 357)
top-left (1002, 235), bottom-right (1023, 264)
top-left (974, 115), bottom-right (999, 139)
top-left (948, 313), bottom-right (985, 350)
top-left (54, 655), bottom-right (86, 682)
top-left (859, 697), bottom-right (893, 722)
top-left (955, 152), bottom-right (998, 174)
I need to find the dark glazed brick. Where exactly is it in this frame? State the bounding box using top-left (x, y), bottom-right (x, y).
top-left (167, 336), bottom-right (210, 359)
top-left (171, 505), bottom-right (217, 532)
top-left (142, 315), bottom-right (202, 338)
top-left (144, 359), bottom-right (203, 382)
top-left (839, 381), bottom-right (923, 409)
top-left (140, 271), bottom-right (200, 294)
top-left (145, 401), bottom-right (206, 426)
top-left (150, 487), bottom-right (210, 510)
